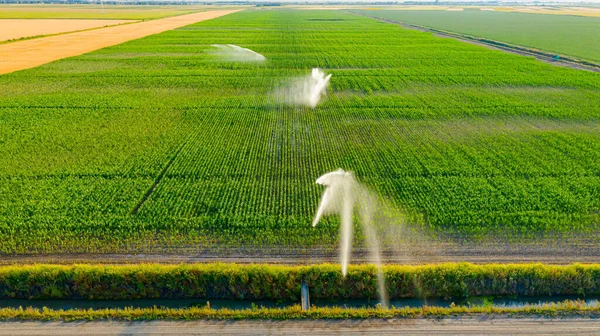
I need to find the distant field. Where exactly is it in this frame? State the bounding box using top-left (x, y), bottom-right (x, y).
top-left (0, 4), bottom-right (208, 20)
top-left (0, 10), bottom-right (238, 74)
top-left (0, 19), bottom-right (134, 42)
top-left (358, 10), bottom-right (600, 63)
top-left (0, 10), bottom-right (599, 253)
top-left (494, 6), bottom-right (600, 17)
top-left (356, 6), bottom-right (600, 18)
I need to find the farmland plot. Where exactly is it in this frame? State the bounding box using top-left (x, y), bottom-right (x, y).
top-left (0, 19), bottom-right (134, 42)
top-left (0, 10), bottom-right (599, 253)
top-left (355, 10), bottom-right (600, 63)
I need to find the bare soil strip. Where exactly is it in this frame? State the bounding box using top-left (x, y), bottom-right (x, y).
top-left (0, 10), bottom-right (240, 75)
top-left (3, 242), bottom-right (600, 265)
top-left (0, 19), bottom-right (136, 42)
top-left (354, 12), bottom-right (600, 73)
top-left (2, 318), bottom-right (600, 335)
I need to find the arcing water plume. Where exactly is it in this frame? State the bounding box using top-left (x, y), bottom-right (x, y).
top-left (275, 68), bottom-right (331, 108)
top-left (308, 68), bottom-right (332, 108)
top-left (312, 169), bottom-right (356, 276)
top-left (210, 44), bottom-right (266, 62)
top-left (312, 169), bottom-right (389, 307)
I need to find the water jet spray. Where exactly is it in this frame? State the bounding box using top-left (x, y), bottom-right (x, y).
top-left (275, 68), bottom-right (331, 108)
top-left (211, 44), bottom-right (266, 62)
top-left (308, 68), bottom-right (332, 108)
top-left (312, 169), bottom-right (389, 307)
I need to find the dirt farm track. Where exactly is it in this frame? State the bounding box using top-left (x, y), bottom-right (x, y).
top-left (3, 239), bottom-right (600, 265)
top-left (0, 10), bottom-right (240, 75)
top-left (2, 319), bottom-right (600, 335)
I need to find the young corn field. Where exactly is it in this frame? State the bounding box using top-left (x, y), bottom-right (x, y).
top-left (0, 10), bottom-right (599, 253)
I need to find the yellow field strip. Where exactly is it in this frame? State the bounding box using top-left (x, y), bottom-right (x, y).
top-left (0, 9), bottom-right (241, 75)
top-left (0, 19), bottom-right (137, 42)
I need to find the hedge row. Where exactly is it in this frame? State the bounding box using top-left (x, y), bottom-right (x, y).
top-left (0, 263), bottom-right (599, 300)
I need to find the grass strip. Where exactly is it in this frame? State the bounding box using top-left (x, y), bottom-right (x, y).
top-left (0, 300), bottom-right (598, 321)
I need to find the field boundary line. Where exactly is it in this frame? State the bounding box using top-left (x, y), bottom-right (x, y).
top-left (0, 9), bottom-right (242, 75)
top-left (131, 141), bottom-right (188, 215)
top-left (351, 11), bottom-right (600, 73)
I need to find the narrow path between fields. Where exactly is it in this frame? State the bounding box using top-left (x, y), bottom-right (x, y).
top-left (0, 9), bottom-right (241, 75)
top-left (3, 242), bottom-right (600, 265)
top-left (2, 318), bottom-right (600, 335)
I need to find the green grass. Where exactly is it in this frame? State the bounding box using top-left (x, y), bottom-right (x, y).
top-left (1, 301), bottom-right (599, 321)
top-left (356, 10), bottom-right (600, 63)
top-left (0, 10), bottom-right (599, 252)
top-left (0, 4), bottom-right (208, 20)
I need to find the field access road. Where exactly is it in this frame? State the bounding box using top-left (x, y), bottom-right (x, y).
top-left (2, 318), bottom-right (600, 335)
top-left (3, 241), bottom-right (600, 265)
top-left (0, 10), bottom-right (240, 75)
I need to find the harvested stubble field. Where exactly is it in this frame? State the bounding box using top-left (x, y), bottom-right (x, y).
top-left (494, 6), bottom-right (600, 18)
top-left (0, 4), bottom-right (213, 20)
top-left (0, 10), bottom-right (240, 75)
top-left (0, 19), bottom-right (135, 42)
top-left (0, 10), bottom-right (599, 256)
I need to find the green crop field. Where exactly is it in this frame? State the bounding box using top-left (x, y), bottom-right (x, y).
top-left (0, 10), bottom-right (599, 253)
top-left (0, 4), bottom-right (210, 20)
top-left (356, 10), bottom-right (600, 63)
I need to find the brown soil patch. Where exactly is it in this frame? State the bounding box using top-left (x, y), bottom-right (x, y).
top-left (0, 10), bottom-right (241, 75)
top-left (0, 19), bottom-right (135, 42)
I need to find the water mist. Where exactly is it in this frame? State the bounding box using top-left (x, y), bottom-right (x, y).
top-left (211, 44), bottom-right (266, 62)
top-left (312, 169), bottom-right (389, 307)
top-left (276, 68), bottom-right (331, 108)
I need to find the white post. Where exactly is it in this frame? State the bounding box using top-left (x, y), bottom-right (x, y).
top-left (301, 281), bottom-right (310, 311)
